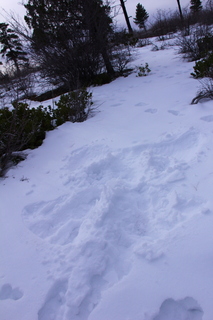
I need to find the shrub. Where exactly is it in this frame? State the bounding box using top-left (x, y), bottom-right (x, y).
top-left (136, 63), bottom-right (151, 77)
top-left (112, 48), bottom-right (132, 74)
top-left (0, 102), bottom-right (54, 176)
top-left (54, 89), bottom-right (93, 126)
top-left (149, 9), bottom-right (181, 38)
top-left (92, 73), bottom-right (113, 86)
top-left (0, 87), bottom-right (94, 176)
top-left (151, 41), bottom-right (169, 51)
top-left (136, 38), bottom-right (151, 48)
top-left (112, 30), bottom-right (138, 47)
top-left (176, 25), bottom-right (213, 61)
top-left (191, 53), bottom-right (213, 78)
top-left (197, 34), bottom-right (213, 56)
top-left (191, 79), bottom-right (213, 104)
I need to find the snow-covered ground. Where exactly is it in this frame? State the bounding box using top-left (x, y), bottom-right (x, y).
top-left (1, 38), bottom-right (213, 320)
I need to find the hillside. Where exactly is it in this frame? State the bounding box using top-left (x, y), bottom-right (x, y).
top-left (1, 38), bottom-right (213, 320)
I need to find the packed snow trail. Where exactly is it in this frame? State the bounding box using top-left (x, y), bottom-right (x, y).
top-left (1, 40), bottom-right (213, 320)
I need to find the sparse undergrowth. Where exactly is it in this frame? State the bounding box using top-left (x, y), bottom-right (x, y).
top-left (191, 79), bottom-right (213, 104)
top-left (176, 26), bottom-right (213, 61)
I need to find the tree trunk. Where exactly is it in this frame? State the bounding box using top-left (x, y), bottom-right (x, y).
top-left (101, 49), bottom-right (114, 75)
top-left (14, 58), bottom-right (21, 75)
top-left (177, 0), bottom-right (184, 22)
top-left (120, 0), bottom-right (133, 34)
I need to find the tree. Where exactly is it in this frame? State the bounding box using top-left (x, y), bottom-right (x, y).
top-left (0, 23), bottom-right (28, 74)
top-left (176, 0), bottom-right (184, 22)
top-left (24, 0), bottom-right (115, 88)
top-left (133, 3), bottom-right (149, 30)
top-left (190, 0), bottom-right (202, 13)
top-left (120, 0), bottom-right (133, 33)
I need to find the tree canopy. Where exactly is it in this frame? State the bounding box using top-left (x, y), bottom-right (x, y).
top-left (24, 0), bottom-right (115, 88)
top-left (0, 23), bottom-right (28, 73)
top-left (133, 3), bottom-right (149, 30)
top-left (190, 0), bottom-right (203, 13)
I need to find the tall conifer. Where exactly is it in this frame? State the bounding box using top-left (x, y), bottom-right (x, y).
top-left (190, 0), bottom-right (202, 13)
top-left (133, 3), bottom-right (149, 31)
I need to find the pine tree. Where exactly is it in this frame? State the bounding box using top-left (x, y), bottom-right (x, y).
top-left (0, 23), bottom-right (28, 73)
top-left (134, 3), bottom-right (149, 30)
top-left (24, 0), bottom-right (115, 87)
top-left (190, 0), bottom-right (202, 13)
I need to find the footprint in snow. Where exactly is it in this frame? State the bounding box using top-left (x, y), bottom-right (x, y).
top-left (0, 284), bottom-right (23, 300)
top-left (144, 108), bottom-right (157, 114)
top-left (154, 297), bottom-right (203, 320)
top-left (200, 115), bottom-right (213, 122)
top-left (134, 102), bottom-right (148, 107)
top-left (168, 110), bottom-right (180, 116)
top-left (38, 279), bottom-right (68, 320)
top-left (110, 103), bottom-right (122, 107)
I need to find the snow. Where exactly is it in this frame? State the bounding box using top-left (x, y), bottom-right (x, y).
top-left (1, 38), bottom-right (213, 320)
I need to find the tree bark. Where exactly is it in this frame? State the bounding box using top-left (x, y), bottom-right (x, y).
top-left (101, 49), bottom-right (114, 75)
top-left (177, 0), bottom-right (184, 22)
top-left (120, 0), bottom-right (133, 34)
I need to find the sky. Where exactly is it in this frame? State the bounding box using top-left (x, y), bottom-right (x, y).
top-left (0, 0), bottom-right (195, 26)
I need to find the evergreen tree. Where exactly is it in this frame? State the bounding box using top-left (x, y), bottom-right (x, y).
top-left (24, 0), bottom-right (115, 87)
top-left (190, 0), bottom-right (202, 13)
top-left (0, 23), bottom-right (28, 73)
top-left (134, 3), bottom-right (149, 30)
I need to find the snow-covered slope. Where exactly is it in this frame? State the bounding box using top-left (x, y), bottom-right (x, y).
top-left (1, 40), bottom-right (213, 320)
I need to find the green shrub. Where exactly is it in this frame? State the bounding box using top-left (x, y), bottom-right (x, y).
top-left (0, 88), bottom-right (94, 176)
top-left (92, 73), bottom-right (112, 86)
top-left (0, 102), bottom-right (54, 176)
top-left (136, 63), bottom-right (151, 77)
top-left (197, 34), bottom-right (213, 57)
top-left (54, 89), bottom-right (93, 126)
top-left (191, 53), bottom-right (213, 78)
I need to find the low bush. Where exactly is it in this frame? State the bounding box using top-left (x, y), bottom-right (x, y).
top-left (136, 63), bottom-right (151, 77)
top-left (191, 79), bottom-right (213, 104)
top-left (176, 25), bottom-right (213, 61)
top-left (54, 89), bottom-right (93, 126)
top-left (191, 53), bottom-right (213, 78)
top-left (0, 88), bottom-right (94, 176)
top-left (149, 9), bottom-right (182, 38)
top-left (92, 73), bottom-right (113, 86)
top-left (0, 102), bottom-right (54, 176)
top-left (197, 34), bottom-right (213, 56)
top-left (136, 38), bottom-right (151, 48)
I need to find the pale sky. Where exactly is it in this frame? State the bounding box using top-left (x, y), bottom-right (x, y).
top-left (0, 0), bottom-right (207, 26)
